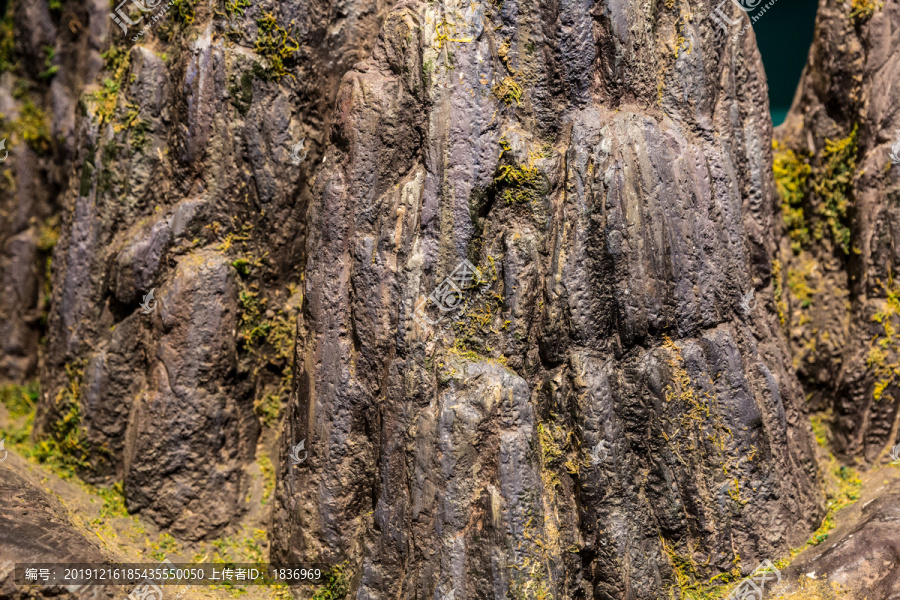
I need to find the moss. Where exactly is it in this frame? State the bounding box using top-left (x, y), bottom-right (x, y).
top-left (94, 481), bottom-right (129, 522)
top-left (79, 143), bottom-right (96, 197)
top-left (230, 70), bottom-right (254, 115)
top-left (37, 215), bottom-right (60, 253)
top-left (866, 275), bottom-right (900, 402)
top-left (238, 289), bottom-right (269, 349)
top-left (810, 413), bottom-right (829, 448)
top-left (810, 463), bottom-right (861, 546)
top-left (0, 5), bottom-right (15, 73)
top-left (537, 421), bottom-right (564, 465)
top-left (492, 76), bottom-right (523, 106)
top-left (254, 392), bottom-right (281, 427)
top-left (225, 0), bottom-right (251, 17)
top-left (773, 141), bottom-right (812, 253)
top-left (494, 164), bottom-right (544, 204)
top-left (0, 37), bottom-right (13, 74)
top-left (254, 12), bottom-right (299, 81)
top-left (86, 48), bottom-right (131, 125)
top-left (486, 141), bottom-right (548, 209)
top-left (171, 0), bottom-right (195, 25)
top-left (788, 264), bottom-right (816, 308)
top-left (768, 577), bottom-right (851, 599)
top-left (258, 452), bottom-right (275, 504)
top-left (28, 362), bottom-right (92, 479)
top-left (812, 125), bottom-right (858, 255)
top-left (660, 536), bottom-right (742, 600)
top-left (0, 380), bottom-right (39, 418)
top-left (311, 562), bottom-right (351, 600)
top-left (150, 532), bottom-right (181, 561)
top-left (39, 46), bottom-right (59, 80)
top-left (850, 0), bottom-right (879, 22)
top-left (1, 85), bottom-right (54, 155)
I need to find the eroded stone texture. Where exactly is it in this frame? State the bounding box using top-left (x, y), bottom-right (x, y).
top-left (273, 0), bottom-right (824, 596)
top-left (33, 0), bottom-right (399, 540)
top-left (773, 468), bottom-right (900, 600)
top-left (0, 468), bottom-right (119, 600)
top-left (773, 0), bottom-right (900, 463)
top-left (0, 0), bottom-right (108, 381)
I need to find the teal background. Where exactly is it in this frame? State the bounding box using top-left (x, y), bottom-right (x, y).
top-left (752, 0), bottom-right (820, 125)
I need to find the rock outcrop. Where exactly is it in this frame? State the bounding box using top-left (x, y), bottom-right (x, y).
top-left (773, 0), bottom-right (900, 463)
top-left (8, 0), bottom-right (889, 594)
top-left (271, 0), bottom-right (825, 596)
top-left (0, 467), bottom-right (119, 600)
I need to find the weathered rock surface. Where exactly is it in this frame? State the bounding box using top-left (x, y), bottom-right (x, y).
top-left (24, 0), bottom-right (399, 541)
top-left (11, 0), bottom-right (897, 594)
top-left (774, 0), bottom-right (900, 463)
top-left (271, 0), bottom-right (825, 596)
top-left (773, 467), bottom-right (900, 600)
top-left (0, 0), bottom-right (107, 381)
top-left (0, 466), bottom-right (120, 600)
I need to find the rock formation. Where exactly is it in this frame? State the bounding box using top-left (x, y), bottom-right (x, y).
top-left (5, 0), bottom-right (900, 595)
top-left (773, 0), bottom-right (900, 464)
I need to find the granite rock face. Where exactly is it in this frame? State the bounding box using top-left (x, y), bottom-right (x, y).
top-left (271, 1), bottom-right (824, 596)
top-left (773, 0), bottom-right (900, 463)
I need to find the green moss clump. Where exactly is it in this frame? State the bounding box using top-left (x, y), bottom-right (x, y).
top-left (86, 48), bottom-right (132, 125)
top-left (850, 0), bottom-right (879, 22)
top-left (809, 413), bottom-right (829, 448)
top-left (0, 380), bottom-right (38, 418)
top-left (866, 275), bottom-right (900, 402)
top-left (254, 393), bottom-right (281, 427)
top-left (39, 45), bottom-right (59, 80)
top-left (312, 562), bottom-right (351, 600)
top-left (238, 289), bottom-right (269, 349)
top-left (494, 164), bottom-right (543, 204)
top-left (258, 452), bottom-right (275, 503)
top-left (28, 362), bottom-right (92, 479)
top-left (812, 125), bottom-right (858, 255)
top-left (773, 141), bottom-right (812, 253)
top-left (225, 0), bottom-right (251, 17)
top-left (788, 266), bottom-right (816, 308)
top-left (150, 532), bottom-right (181, 561)
top-left (254, 12), bottom-right (299, 81)
top-left (95, 481), bottom-right (129, 521)
top-left (171, 0), bottom-right (195, 25)
top-left (229, 70), bottom-right (254, 115)
top-left (491, 76), bottom-right (522, 106)
top-left (17, 99), bottom-right (52, 154)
